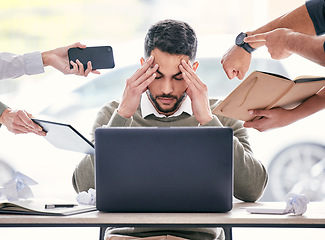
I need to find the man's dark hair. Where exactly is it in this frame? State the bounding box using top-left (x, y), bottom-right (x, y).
top-left (144, 19), bottom-right (198, 61)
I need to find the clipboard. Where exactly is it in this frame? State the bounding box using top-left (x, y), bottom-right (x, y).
top-left (32, 119), bottom-right (94, 155)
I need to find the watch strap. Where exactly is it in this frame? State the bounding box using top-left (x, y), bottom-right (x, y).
top-left (241, 42), bottom-right (256, 53)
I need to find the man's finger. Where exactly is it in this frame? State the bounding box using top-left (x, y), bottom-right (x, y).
top-left (72, 42), bottom-right (86, 49)
top-left (17, 110), bottom-right (42, 131)
top-left (237, 70), bottom-right (246, 80)
top-left (92, 70), bottom-right (101, 75)
top-left (69, 60), bottom-right (79, 74)
top-left (11, 123), bottom-right (35, 134)
top-left (182, 71), bottom-right (195, 90)
top-left (243, 118), bottom-right (263, 129)
top-left (138, 73), bottom-right (156, 93)
top-left (220, 56), bottom-right (225, 64)
top-left (87, 61), bottom-right (100, 75)
top-left (133, 56), bottom-right (155, 80)
top-left (248, 109), bottom-right (270, 118)
top-left (84, 61), bottom-right (92, 77)
top-left (243, 121), bottom-right (253, 128)
top-left (244, 34), bottom-right (267, 43)
top-left (179, 64), bottom-right (201, 90)
top-left (222, 66), bottom-right (237, 79)
top-left (179, 61), bottom-right (195, 78)
top-left (134, 63), bottom-right (158, 87)
top-left (76, 59), bottom-right (85, 75)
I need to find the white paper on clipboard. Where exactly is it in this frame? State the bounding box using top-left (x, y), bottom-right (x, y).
top-left (32, 119), bottom-right (94, 155)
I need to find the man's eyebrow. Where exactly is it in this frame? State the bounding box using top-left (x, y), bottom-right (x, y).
top-left (172, 71), bottom-right (182, 78)
top-left (155, 69), bottom-right (182, 78)
top-left (156, 69), bottom-right (163, 75)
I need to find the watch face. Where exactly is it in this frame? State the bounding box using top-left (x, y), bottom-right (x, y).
top-left (236, 32), bottom-right (246, 46)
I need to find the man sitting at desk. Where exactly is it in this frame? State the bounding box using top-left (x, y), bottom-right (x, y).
top-left (72, 19), bottom-right (268, 240)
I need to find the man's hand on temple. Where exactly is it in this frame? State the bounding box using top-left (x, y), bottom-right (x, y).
top-left (117, 56), bottom-right (158, 118)
top-left (179, 60), bottom-right (213, 125)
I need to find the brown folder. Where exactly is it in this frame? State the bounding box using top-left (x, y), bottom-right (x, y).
top-left (212, 71), bottom-right (325, 121)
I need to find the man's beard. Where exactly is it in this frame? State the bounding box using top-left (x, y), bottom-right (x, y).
top-left (148, 91), bottom-right (186, 115)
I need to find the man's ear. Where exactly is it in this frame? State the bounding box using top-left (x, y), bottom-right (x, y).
top-left (192, 61), bottom-right (199, 72)
top-left (140, 57), bottom-right (145, 67)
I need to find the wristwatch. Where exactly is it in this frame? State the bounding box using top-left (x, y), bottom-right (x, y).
top-left (235, 32), bottom-right (255, 53)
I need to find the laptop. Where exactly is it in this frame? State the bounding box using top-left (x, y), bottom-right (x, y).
top-left (95, 127), bottom-right (233, 213)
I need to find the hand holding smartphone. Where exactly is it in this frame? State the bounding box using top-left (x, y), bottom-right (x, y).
top-left (68, 46), bottom-right (115, 70)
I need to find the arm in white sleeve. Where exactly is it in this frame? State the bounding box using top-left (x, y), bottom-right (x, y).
top-left (0, 52), bottom-right (44, 80)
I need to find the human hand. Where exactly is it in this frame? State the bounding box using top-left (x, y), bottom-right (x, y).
top-left (41, 42), bottom-right (101, 77)
top-left (244, 28), bottom-right (293, 60)
top-left (117, 56), bottom-right (158, 118)
top-left (179, 60), bottom-right (212, 125)
top-left (221, 45), bottom-right (252, 80)
top-left (243, 107), bottom-right (294, 132)
top-left (0, 108), bottom-right (46, 136)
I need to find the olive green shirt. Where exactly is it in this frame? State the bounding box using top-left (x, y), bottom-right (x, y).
top-left (72, 98), bottom-right (268, 240)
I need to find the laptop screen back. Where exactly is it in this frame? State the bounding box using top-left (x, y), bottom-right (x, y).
top-left (95, 127), bottom-right (233, 213)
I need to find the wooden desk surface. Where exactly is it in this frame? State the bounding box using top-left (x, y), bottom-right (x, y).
top-left (1, 202), bottom-right (325, 227)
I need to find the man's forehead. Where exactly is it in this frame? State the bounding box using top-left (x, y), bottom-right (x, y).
top-left (152, 48), bottom-right (189, 61)
top-left (150, 48), bottom-right (190, 72)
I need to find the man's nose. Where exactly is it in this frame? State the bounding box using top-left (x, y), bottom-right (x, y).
top-left (161, 79), bottom-right (173, 94)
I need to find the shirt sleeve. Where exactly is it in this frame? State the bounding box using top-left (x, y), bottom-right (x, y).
top-left (306, 0), bottom-right (325, 35)
top-left (0, 101), bottom-right (8, 117)
top-left (0, 51), bottom-right (45, 80)
top-left (72, 102), bottom-right (119, 193)
top-left (0, 101), bottom-right (8, 127)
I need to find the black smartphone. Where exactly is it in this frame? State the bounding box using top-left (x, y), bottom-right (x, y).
top-left (68, 46), bottom-right (115, 70)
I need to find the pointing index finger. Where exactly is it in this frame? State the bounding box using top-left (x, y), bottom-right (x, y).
top-left (244, 33), bottom-right (267, 43)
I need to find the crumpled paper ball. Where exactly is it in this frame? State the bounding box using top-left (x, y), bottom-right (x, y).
top-left (285, 193), bottom-right (309, 215)
top-left (76, 188), bottom-right (96, 205)
top-left (0, 171), bottom-right (38, 201)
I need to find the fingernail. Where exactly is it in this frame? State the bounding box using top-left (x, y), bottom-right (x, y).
top-left (248, 110), bottom-right (253, 114)
top-left (148, 56), bottom-right (154, 62)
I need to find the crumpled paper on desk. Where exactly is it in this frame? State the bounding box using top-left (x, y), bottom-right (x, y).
top-left (285, 192), bottom-right (309, 215)
top-left (76, 188), bottom-right (96, 205)
top-left (0, 171), bottom-right (38, 201)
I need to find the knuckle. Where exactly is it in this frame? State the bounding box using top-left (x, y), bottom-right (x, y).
top-left (127, 83), bottom-right (139, 93)
top-left (17, 109), bottom-right (24, 115)
top-left (126, 78), bottom-right (133, 85)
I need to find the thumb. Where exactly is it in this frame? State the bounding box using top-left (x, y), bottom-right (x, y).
top-left (248, 109), bottom-right (270, 118)
top-left (237, 70), bottom-right (246, 80)
top-left (73, 42), bottom-right (87, 49)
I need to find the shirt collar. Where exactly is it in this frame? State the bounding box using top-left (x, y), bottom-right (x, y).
top-left (141, 90), bottom-right (192, 118)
